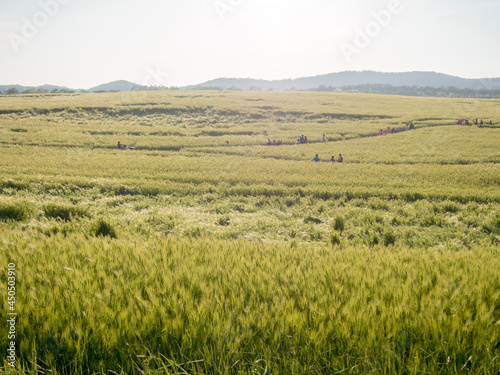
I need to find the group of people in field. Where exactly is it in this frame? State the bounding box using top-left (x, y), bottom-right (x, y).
top-left (117, 131), bottom-right (345, 162)
top-left (295, 134), bottom-right (309, 144)
top-left (379, 122), bottom-right (415, 136)
top-left (266, 139), bottom-right (283, 146)
top-left (313, 153), bottom-right (343, 163)
top-left (117, 141), bottom-right (134, 150)
top-left (457, 119), bottom-right (492, 126)
top-left (117, 114), bottom-right (496, 165)
top-left (265, 134), bottom-right (327, 145)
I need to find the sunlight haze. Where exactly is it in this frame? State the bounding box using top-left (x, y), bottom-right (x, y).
top-left (1, 0), bottom-right (499, 88)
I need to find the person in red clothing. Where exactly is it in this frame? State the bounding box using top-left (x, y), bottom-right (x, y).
top-left (338, 154), bottom-right (343, 163)
top-left (117, 141), bottom-right (122, 150)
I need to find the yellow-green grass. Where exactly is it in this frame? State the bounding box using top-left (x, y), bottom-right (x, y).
top-left (0, 91), bottom-right (499, 374)
top-left (1, 92), bottom-right (498, 151)
top-left (1, 233), bottom-right (500, 374)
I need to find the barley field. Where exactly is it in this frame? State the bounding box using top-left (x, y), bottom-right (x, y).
top-left (1, 91), bottom-right (499, 374)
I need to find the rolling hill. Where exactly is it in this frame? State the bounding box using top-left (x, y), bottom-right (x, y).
top-left (2, 72), bottom-right (500, 94)
top-left (184, 71), bottom-right (500, 91)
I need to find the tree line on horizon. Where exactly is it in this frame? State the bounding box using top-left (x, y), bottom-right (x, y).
top-left (313, 83), bottom-right (500, 98)
top-left (1, 87), bottom-right (79, 95)
top-left (2, 83), bottom-right (500, 98)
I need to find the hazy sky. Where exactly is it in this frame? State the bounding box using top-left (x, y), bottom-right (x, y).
top-left (1, 0), bottom-right (499, 89)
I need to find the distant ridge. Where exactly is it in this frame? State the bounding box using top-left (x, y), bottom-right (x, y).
top-left (2, 72), bottom-right (500, 95)
top-left (183, 71), bottom-right (500, 91)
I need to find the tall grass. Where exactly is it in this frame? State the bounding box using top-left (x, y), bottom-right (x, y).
top-left (1, 232), bottom-right (499, 374)
top-left (0, 200), bottom-right (32, 221)
top-left (0, 90), bottom-right (499, 374)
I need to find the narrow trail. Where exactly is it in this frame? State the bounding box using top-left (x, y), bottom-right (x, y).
top-left (2, 123), bottom-right (498, 163)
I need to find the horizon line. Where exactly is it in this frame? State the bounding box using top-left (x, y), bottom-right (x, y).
top-left (2, 70), bottom-right (499, 91)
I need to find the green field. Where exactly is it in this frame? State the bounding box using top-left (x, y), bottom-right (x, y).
top-left (1, 91), bottom-right (499, 374)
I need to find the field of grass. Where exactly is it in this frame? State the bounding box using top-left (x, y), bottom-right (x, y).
top-left (1, 91), bottom-right (499, 374)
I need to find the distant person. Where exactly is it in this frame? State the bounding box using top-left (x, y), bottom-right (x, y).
top-left (330, 155), bottom-right (336, 162)
top-left (379, 129), bottom-right (384, 136)
top-left (300, 135), bottom-right (305, 143)
top-left (267, 139), bottom-right (272, 145)
top-left (273, 140), bottom-right (277, 146)
top-left (490, 120), bottom-right (493, 125)
top-left (480, 119), bottom-right (484, 125)
top-left (226, 140), bottom-right (230, 147)
top-left (117, 141), bottom-right (122, 150)
top-left (304, 136), bottom-right (308, 144)
top-left (387, 126), bottom-right (391, 134)
top-left (313, 154), bottom-right (320, 162)
top-left (321, 134), bottom-right (326, 142)
top-left (337, 154), bottom-right (343, 163)
top-left (409, 122), bottom-right (415, 130)
top-left (277, 139), bottom-right (282, 146)
top-left (295, 138), bottom-right (300, 145)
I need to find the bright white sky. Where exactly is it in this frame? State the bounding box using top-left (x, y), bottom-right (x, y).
top-left (1, 0), bottom-right (499, 89)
